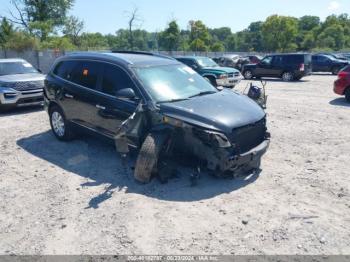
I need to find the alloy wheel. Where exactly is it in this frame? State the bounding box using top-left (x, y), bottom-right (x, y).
top-left (51, 111), bottom-right (65, 137)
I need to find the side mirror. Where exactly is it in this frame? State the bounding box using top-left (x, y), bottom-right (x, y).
top-left (115, 88), bottom-right (136, 99)
top-left (37, 68), bottom-right (43, 73)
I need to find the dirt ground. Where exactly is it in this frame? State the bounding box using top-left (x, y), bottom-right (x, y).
top-left (0, 74), bottom-right (349, 255)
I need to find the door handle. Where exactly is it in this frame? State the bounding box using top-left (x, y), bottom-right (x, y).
top-left (96, 104), bottom-right (106, 110)
top-left (64, 93), bottom-right (74, 99)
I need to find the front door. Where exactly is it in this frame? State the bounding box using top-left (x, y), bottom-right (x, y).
top-left (255, 56), bottom-right (274, 76)
top-left (91, 63), bottom-right (140, 138)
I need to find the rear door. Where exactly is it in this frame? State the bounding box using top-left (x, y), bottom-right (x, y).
top-left (90, 63), bottom-right (140, 137)
top-left (53, 60), bottom-right (102, 127)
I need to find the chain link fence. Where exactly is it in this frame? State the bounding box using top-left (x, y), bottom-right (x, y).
top-left (0, 49), bottom-right (268, 73)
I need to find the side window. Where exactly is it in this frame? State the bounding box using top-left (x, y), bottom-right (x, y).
top-left (180, 59), bottom-right (197, 68)
top-left (261, 56), bottom-right (273, 65)
top-left (101, 64), bottom-right (136, 97)
top-left (319, 56), bottom-right (329, 63)
top-left (53, 60), bottom-right (79, 80)
top-left (70, 61), bottom-right (100, 90)
top-left (273, 56), bottom-right (283, 66)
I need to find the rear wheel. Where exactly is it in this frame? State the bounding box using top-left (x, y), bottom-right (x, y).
top-left (282, 71), bottom-right (294, 82)
top-left (49, 106), bottom-right (75, 141)
top-left (134, 132), bottom-right (168, 184)
top-left (243, 70), bottom-right (253, 80)
top-left (345, 88), bottom-right (350, 103)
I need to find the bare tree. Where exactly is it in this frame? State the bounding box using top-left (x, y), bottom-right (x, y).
top-left (125, 7), bottom-right (141, 50)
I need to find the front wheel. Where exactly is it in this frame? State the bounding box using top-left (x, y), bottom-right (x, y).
top-left (282, 72), bottom-right (294, 82)
top-left (243, 70), bottom-right (253, 80)
top-left (49, 106), bottom-right (75, 141)
top-left (134, 132), bottom-right (168, 184)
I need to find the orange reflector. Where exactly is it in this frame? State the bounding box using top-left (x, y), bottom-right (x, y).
top-left (83, 69), bottom-right (88, 76)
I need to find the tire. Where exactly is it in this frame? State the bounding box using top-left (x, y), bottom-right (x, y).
top-left (345, 88), bottom-right (350, 103)
top-left (49, 105), bottom-right (75, 141)
top-left (281, 71), bottom-right (294, 82)
top-left (243, 70), bottom-right (253, 80)
top-left (134, 132), bottom-right (168, 184)
top-left (204, 77), bottom-right (217, 87)
top-left (332, 67), bottom-right (340, 75)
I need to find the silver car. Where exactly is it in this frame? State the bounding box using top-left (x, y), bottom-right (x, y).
top-left (0, 59), bottom-right (45, 111)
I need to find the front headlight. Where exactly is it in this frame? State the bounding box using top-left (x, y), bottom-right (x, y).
top-left (218, 74), bottom-right (228, 79)
top-left (192, 127), bottom-right (232, 148)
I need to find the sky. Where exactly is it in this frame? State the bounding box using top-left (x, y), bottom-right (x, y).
top-left (1, 0), bottom-right (350, 34)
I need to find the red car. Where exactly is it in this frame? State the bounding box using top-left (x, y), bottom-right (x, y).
top-left (334, 65), bottom-right (350, 102)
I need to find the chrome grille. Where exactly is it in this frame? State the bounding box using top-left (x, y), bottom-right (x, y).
top-left (10, 80), bottom-right (44, 91)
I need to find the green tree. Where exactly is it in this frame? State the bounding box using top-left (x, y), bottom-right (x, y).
top-left (0, 18), bottom-right (15, 50)
top-left (63, 16), bottom-right (84, 46)
top-left (8, 0), bottom-right (75, 40)
top-left (189, 20), bottom-right (210, 51)
top-left (80, 33), bottom-right (109, 50)
top-left (262, 15), bottom-right (298, 52)
top-left (211, 42), bottom-right (225, 52)
top-left (158, 20), bottom-right (180, 51)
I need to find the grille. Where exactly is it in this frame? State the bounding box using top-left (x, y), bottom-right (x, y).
top-left (9, 80), bottom-right (44, 91)
top-left (229, 118), bottom-right (266, 153)
top-left (228, 72), bottom-right (240, 78)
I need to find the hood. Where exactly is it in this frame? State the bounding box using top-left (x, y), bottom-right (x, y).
top-left (202, 67), bottom-right (239, 74)
top-left (159, 89), bottom-right (265, 134)
top-left (0, 73), bottom-right (45, 83)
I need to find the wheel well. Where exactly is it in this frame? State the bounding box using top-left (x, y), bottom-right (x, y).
top-left (345, 86), bottom-right (350, 95)
top-left (48, 101), bottom-right (60, 113)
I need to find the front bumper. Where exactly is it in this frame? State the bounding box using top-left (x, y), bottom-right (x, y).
top-left (216, 75), bottom-right (244, 87)
top-left (222, 139), bottom-right (270, 172)
top-left (0, 87), bottom-right (44, 108)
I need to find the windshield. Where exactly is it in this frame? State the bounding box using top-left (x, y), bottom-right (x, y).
top-left (196, 57), bottom-right (219, 67)
top-left (134, 65), bottom-right (218, 103)
top-left (0, 62), bottom-right (38, 76)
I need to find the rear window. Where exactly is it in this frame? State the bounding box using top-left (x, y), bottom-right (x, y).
top-left (53, 60), bottom-right (100, 90)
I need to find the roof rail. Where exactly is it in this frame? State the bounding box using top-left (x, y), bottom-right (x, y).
top-left (111, 50), bottom-right (175, 60)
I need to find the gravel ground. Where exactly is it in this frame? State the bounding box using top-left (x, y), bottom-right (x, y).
top-left (0, 74), bottom-right (349, 255)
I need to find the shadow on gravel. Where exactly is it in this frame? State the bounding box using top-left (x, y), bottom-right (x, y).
top-left (17, 131), bottom-right (260, 207)
top-left (329, 98), bottom-right (350, 107)
top-left (0, 105), bottom-right (43, 117)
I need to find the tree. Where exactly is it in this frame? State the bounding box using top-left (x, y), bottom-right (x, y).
top-left (79, 33), bottom-right (108, 50)
top-left (63, 16), bottom-right (84, 46)
top-left (158, 20), bottom-right (180, 51)
top-left (7, 0), bottom-right (74, 40)
top-left (299, 16), bottom-right (320, 31)
top-left (262, 15), bottom-right (298, 52)
top-left (189, 20), bottom-right (210, 51)
top-left (211, 42), bottom-right (225, 52)
top-left (125, 7), bottom-right (141, 50)
top-left (0, 18), bottom-right (15, 50)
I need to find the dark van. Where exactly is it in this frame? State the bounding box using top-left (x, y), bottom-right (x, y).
top-left (242, 54), bottom-right (312, 81)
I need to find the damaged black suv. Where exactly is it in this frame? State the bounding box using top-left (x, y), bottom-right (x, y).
top-left (44, 51), bottom-right (270, 183)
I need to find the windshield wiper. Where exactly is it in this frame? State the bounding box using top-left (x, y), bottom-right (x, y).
top-left (189, 91), bottom-right (217, 98)
top-left (158, 98), bottom-right (190, 103)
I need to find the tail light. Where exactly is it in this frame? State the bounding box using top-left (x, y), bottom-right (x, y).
top-left (299, 63), bottom-right (305, 71)
top-left (338, 71), bottom-right (348, 79)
